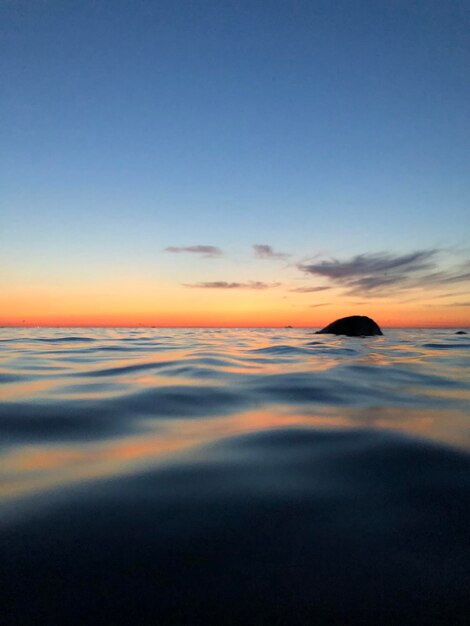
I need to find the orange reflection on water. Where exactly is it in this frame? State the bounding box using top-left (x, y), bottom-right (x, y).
top-left (0, 379), bottom-right (64, 402)
top-left (348, 405), bottom-right (470, 448)
top-left (0, 409), bottom-right (350, 502)
top-left (2, 399), bottom-right (469, 504)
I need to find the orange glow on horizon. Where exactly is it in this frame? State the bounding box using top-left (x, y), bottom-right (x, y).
top-left (1, 280), bottom-right (468, 329)
top-left (1, 308), bottom-right (468, 328)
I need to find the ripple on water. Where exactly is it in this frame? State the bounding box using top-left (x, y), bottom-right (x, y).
top-left (2, 426), bottom-right (469, 624)
top-left (422, 342), bottom-right (470, 350)
top-left (0, 327), bottom-right (469, 625)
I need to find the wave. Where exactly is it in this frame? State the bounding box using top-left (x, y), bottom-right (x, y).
top-left (2, 426), bottom-right (469, 624)
top-left (1, 327), bottom-right (469, 625)
top-left (422, 342), bottom-right (470, 350)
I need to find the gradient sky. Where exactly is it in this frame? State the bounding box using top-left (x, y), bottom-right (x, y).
top-left (1, 0), bottom-right (469, 327)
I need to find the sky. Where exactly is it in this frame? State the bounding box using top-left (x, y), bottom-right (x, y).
top-left (1, 0), bottom-right (469, 327)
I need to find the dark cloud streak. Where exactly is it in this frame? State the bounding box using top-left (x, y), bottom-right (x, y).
top-left (300, 251), bottom-right (435, 280)
top-left (183, 281), bottom-right (281, 290)
top-left (290, 286), bottom-right (331, 293)
top-left (253, 244), bottom-right (290, 260)
top-left (298, 250), bottom-right (470, 296)
top-left (165, 245), bottom-right (223, 257)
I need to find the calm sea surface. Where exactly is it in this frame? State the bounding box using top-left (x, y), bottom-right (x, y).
top-left (1, 327), bottom-right (469, 624)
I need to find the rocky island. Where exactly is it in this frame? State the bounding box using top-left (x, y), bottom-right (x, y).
top-left (316, 315), bottom-right (383, 337)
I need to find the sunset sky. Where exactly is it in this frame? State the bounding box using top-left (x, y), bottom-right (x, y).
top-left (1, 0), bottom-right (469, 327)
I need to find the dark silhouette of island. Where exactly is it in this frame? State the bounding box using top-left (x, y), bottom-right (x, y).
top-left (316, 315), bottom-right (383, 337)
top-left (455, 330), bottom-right (467, 335)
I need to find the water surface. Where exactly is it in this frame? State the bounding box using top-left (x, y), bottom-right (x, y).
top-left (1, 328), bottom-right (469, 624)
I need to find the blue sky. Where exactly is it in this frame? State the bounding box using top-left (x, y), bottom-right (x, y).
top-left (1, 0), bottom-right (469, 325)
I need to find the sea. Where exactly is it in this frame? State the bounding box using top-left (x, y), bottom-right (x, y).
top-left (1, 327), bottom-right (469, 625)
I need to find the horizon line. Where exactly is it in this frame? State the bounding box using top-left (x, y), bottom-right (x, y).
top-left (1, 325), bottom-right (468, 330)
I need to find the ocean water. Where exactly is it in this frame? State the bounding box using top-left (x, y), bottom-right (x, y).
top-left (1, 327), bottom-right (469, 625)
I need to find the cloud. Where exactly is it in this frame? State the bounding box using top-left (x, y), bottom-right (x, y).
top-left (300, 250), bottom-right (435, 281)
top-left (398, 289), bottom-right (470, 304)
top-left (425, 300), bottom-right (470, 308)
top-left (183, 281), bottom-right (281, 290)
top-left (253, 244), bottom-right (290, 260)
top-left (413, 263), bottom-right (470, 287)
top-left (290, 286), bottom-right (331, 293)
top-left (298, 250), bottom-right (470, 296)
top-left (309, 302), bottom-right (331, 308)
top-left (165, 245), bottom-right (222, 257)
